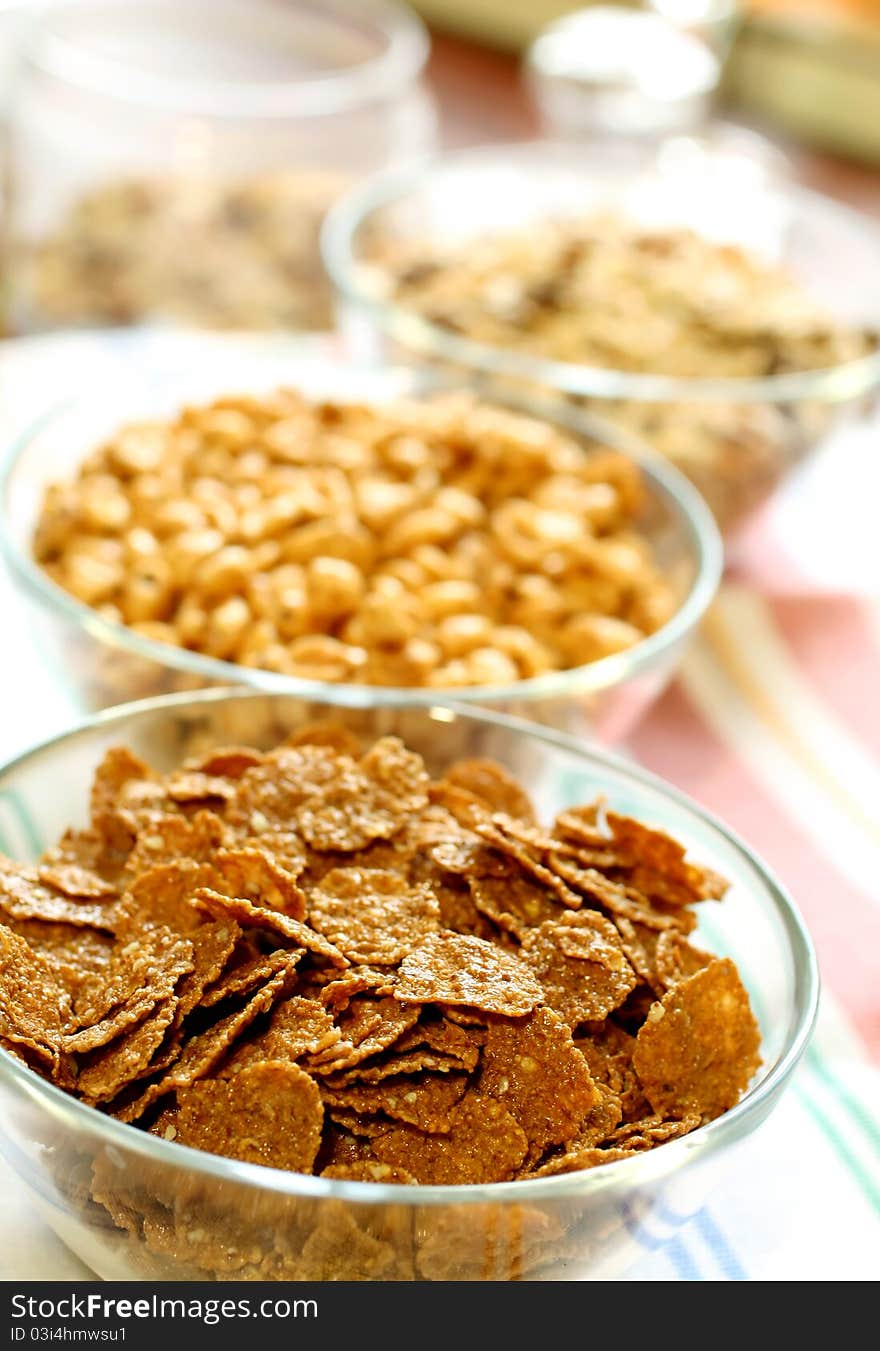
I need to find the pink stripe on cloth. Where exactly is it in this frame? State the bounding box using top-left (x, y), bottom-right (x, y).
top-left (769, 597), bottom-right (880, 762)
top-left (631, 683), bottom-right (880, 1059)
top-left (726, 506), bottom-right (812, 596)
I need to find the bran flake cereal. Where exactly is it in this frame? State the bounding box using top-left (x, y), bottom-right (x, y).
top-left (479, 1007), bottom-right (598, 1157)
top-left (309, 868), bottom-right (440, 966)
top-left (173, 1062), bottom-right (323, 1173)
top-left (395, 932), bottom-right (543, 1016)
top-left (0, 721), bottom-right (763, 1281)
top-left (520, 913), bottom-right (638, 1026)
top-left (632, 959), bottom-right (761, 1121)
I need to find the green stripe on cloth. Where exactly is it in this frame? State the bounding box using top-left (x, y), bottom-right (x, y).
top-left (795, 1080), bottom-right (880, 1218)
top-left (805, 1046), bottom-right (880, 1158)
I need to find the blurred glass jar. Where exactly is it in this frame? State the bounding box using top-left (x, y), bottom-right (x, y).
top-left (0, 0), bottom-right (42, 335)
top-left (526, 2), bottom-right (737, 145)
top-left (324, 140), bottom-right (880, 531)
top-left (6, 0), bottom-right (436, 334)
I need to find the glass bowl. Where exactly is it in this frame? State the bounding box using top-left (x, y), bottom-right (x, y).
top-left (0, 688), bottom-right (818, 1281)
top-left (6, 0), bottom-right (435, 333)
top-left (0, 345), bottom-right (721, 742)
top-left (322, 139), bottom-right (880, 529)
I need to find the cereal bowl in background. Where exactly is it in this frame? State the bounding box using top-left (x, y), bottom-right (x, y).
top-left (0, 349), bottom-right (721, 742)
top-left (7, 0), bottom-right (435, 334)
top-left (322, 140), bottom-right (880, 530)
top-left (0, 689), bottom-right (817, 1281)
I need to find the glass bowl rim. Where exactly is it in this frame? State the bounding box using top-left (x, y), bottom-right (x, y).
top-left (322, 139), bottom-right (880, 405)
top-left (0, 370), bottom-right (722, 708)
top-left (0, 685), bottom-right (819, 1208)
top-left (22, 0), bottom-right (429, 119)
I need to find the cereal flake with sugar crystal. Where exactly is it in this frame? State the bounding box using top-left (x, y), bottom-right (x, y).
top-left (210, 848), bottom-right (307, 919)
top-left (479, 1007), bottom-right (598, 1158)
top-left (297, 739), bottom-right (428, 853)
top-left (0, 928), bottom-right (70, 1066)
top-left (653, 929), bottom-right (713, 991)
top-left (613, 918), bottom-right (664, 995)
top-left (192, 889), bottom-right (347, 966)
top-left (374, 1093), bottom-right (529, 1185)
top-left (199, 950), bottom-right (302, 1008)
top-left (115, 862), bottom-right (217, 935)
top-left (36, 864), bottom-right (117, 900)
top-left (1, 918), bottom-right (113, 997)
top-left (520, 912), bottom-right (638, 1026)
top-left (222, 996), bottom-right (340, 1075)
top-left (72, 926), bottom-right (194, 1030)
top-left (395, 1016), bottom-right (481, 1071)
top-left (309, 868), bottom-right (440, 966)
top-left (395, 932), bottom-right (543, 1016)
top-left (549, 853), bottom-right (690, 932)
top-left (188, 746), bottom-right (265, 780)
top-left (316, 966), bottom-right (392, 1008)
top-left (310, 996), bottom-right (420, 1074)
top-left (321, 1072), bottom-right (469, 1133)
top-left (76, 997), bottom-right (180, 1102)
top-left (441, 760), bottom-right (536, 822)
top-left (324, 1016), bottom-right (480, 1085)
top-left (173, 921), bottom-right (241, 1018)
top-left (174, 1062), bottom-right (323, 1173)
top-left (607, 1112), bottom-right (701, 1151)
top-left (89, 747), bottom-right (154, 837)
top-left (114, 963), bottom-right (296, 1123)
top-left (329, 1047), bottom-right (467, 1086)
top-left (527, 1145), bottom-right (634, 1179)
top-left (0, 860), bottom-right (115, 931)
top-left (474, 820), bottom-right (582, 909)
top-left (124, 811), bottom-right (229, 879)
top-left (567, 1082), bottom-right (624, 1148)
top-left (469, 872), bottom-right (563, 939)
top-left (575, 1025), bottom-right (649, 1123)
top-left (229, 745), bottom-right (345, 831)
top-left (164, 771), bottom-right (237, 807)
top-left (632, 959), bottom-right (761, 1121)
top-left (64, 986), bottom-right (178, 1057)
top-left (605, 813), bottom-right (729, 907)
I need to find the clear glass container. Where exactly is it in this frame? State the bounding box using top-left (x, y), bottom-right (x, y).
top-left (526, 3), bottom-right (736, 144)
top-left (0, 689), bottom-right (818, 1281)
top-left (0, 0), bottom-right (42, 334)
top-left (0, 341), bottom-right (720, 742)
top-left (6, 0), bottom-right (435, 334)
top-left (323, 140), bottom-right (880, 530)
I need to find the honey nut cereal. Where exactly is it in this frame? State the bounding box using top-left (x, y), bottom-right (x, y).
top-left (379, 216), bottom-right (879, 526)
top-left (0, 722), bottom-right (761, 1225)
top-left (34, 389), bottom-right (676, 688)
top-left (22, 172), bottom-right (345, 332)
